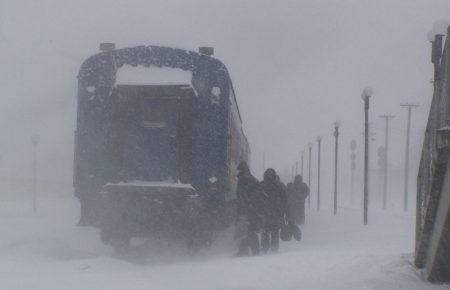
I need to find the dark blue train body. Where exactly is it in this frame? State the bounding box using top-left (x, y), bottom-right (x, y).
top-left (74, 45), bottom-right (250, 249)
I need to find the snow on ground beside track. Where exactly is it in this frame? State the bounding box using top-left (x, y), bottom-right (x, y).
top-left (0, 197), bottom-right (448, 290)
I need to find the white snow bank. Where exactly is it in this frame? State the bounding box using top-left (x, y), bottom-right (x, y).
top-left (115, 65), bottom-right (192, 86)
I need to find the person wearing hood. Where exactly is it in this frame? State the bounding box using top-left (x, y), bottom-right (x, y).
top-left (287, 174), bottom-right (310, 225)
top-left (260, 168), bottom-right (287, 253)
top-left (235, 161), bottom-right (264, 256)
top-left (276, 174), bottom-right (287, 193)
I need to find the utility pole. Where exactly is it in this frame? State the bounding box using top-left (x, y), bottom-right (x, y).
top-left (350, 140), bottom-right (357, 205)
top-left (400, 103), bottom-right (419, 211)
top-left (379, 114), bottom-right (395, 210)
top-left (362, 87), bottom-right (373, 225)
top-left (333, 122), bottom-right (340, 215)
top-left (317, 137), bottom-right (322, 211)
top-left (377, 146), bottom-right (386, 204)
top-left (308, 142), bottom-right (312, 210)
top-left (31, 135), bottom-right (40, 213)
top-left (301, 151), bottom-right (304, 176)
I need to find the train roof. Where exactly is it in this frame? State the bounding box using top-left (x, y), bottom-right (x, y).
top-left (77, 45), bottom-right (244, 123)
top-left (78, 45), bottom-right (229, 81)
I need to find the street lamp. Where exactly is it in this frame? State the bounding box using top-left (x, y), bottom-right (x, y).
top-left (308, 142), bottom-right (312, 210)
top-left (316, 136), bottom-right (322, 211)
top-left (362, 87), bottom-right (373, 225)
top-left (350, 140), bottom-right (357, 206)
top-left (333, 121), bottom-right (340, 215)
top-left (301, 151), bottom-right (304, 176)
top-left (428, 21), bottom-right (447, 82)
top-left (31, 135), bottom-right (40, 213)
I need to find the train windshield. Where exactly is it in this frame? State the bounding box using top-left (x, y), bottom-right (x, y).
top-left (109, 85), bottom-right (195, 183)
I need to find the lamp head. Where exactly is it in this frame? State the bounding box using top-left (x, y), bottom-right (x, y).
top-left (361, 87), bottom-right (373, 101)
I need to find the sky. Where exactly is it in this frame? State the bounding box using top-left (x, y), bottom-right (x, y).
top-left (0, 0), bottom-right (449, 206)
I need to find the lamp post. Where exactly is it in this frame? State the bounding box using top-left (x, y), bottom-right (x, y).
top-left (31, 135), bottom-right (40, 213)
top-left (362, 87), bottom-right (373, 225)
top-left (301, 151), bottom-right (304, 176)
top-left (317, 136), bottom-right (322, 211)
top-left (361, 123), bottom-right (376, 200)
top-left (350, 140), bottom-right (357, 205)
top-left (308, 142), bottom-right (312, 210)
top-left (333, 122), bottom-right (340, 215)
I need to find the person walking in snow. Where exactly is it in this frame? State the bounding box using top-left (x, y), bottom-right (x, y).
top-left (260, 168), bottom-right (287, 253)
top-left (287, 174), bottom-right (310, 225)
top-left (235, 161), bottom-right (264, 256)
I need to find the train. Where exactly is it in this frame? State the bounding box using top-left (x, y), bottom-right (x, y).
top-left (74, 44), bottom-right (250, 250)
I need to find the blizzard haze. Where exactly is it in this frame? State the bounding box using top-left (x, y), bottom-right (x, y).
top-left (0, 1), bottom-right (449, 289)
top-left (0, 0), bottom-right (449, 196)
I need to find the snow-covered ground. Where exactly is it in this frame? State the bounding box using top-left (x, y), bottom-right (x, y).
top-left (0, 197), bottom-right (448, 290)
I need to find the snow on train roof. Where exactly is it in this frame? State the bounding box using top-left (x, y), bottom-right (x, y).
top-left (104, 180), bottom-right (194, 190)
top-left (115, 64), bottom-right (193, 86)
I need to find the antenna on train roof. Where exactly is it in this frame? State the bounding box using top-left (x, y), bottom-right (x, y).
top-left (199, 47), bottom-right (214, 56)
top-left (99, 42), bottom-right (116, 52)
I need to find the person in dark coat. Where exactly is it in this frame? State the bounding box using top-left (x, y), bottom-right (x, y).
top-left (277, 175), bottom-right (287, 194)
top-left (235, 161), bottom-right (264, 256)
top-left (260, 168), bottom-right (287, 253)
top-left (287, 175), bottom-right (310, 225)
top-left (286, 182), bottom-right (294, 194)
